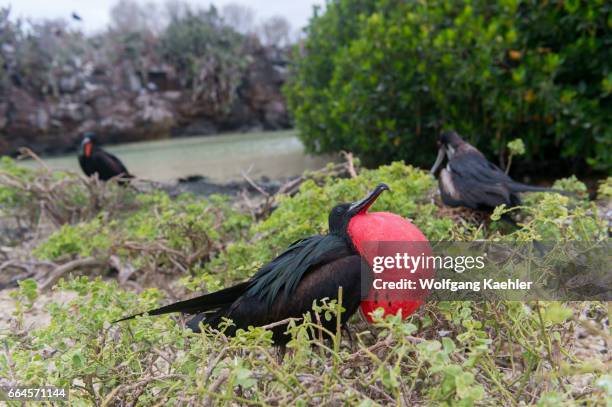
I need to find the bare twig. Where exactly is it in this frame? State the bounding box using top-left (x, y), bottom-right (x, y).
top-left (239, 152), bottom-right (360, 219)
top-left (202, 347), bottom-right (228, 384)
top-left (260, 317), bottom-right (302, 330)
top-left (100, 374), bottom-right (185, 407)
top-left (109, 255), bottom-right (136, 284)
top-left (39, 257), bottom-right (104, 292)
top-left (203, 370), bottom-right (230, 405)
top-left (17, 147), bottom-right (50, 172)
top-left (241, 165), bottom-right (270, 197)
top-left (341, 151), bottom-right (358, 178)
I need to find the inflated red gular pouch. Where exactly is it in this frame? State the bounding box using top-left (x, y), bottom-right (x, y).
top-left (348, 212), bottom-right (433, 322)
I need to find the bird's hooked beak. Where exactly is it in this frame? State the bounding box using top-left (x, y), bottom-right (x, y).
top-left (430, 146), bottom-right (446, 176)
top-left (348, 183), bottom-right (390, 216)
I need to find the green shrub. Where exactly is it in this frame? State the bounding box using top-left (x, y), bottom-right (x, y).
top-left (0, 156), bottom-right (34, 215)
top-left (34, 191), bottom-right (250, 277)
top-left (286, 0), bottom-right (612, 171)
top-left (598, 176), bottom-right (612, 199)
top-left (159, 6), bottom-right (247, 113)
top-left (5, 277), bottom-right (608, 404)
top-left (4, 161), bottom-right (610, 405)
top-left (0, 156), bottom-right (143, 235)
top-left (187, 162), bottom-right (453, 288)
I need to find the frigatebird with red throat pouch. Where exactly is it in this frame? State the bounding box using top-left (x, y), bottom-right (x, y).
top-left (78, 132), bottom-right (133, 183)
top-left (116, 184), bottom-right (399, 345)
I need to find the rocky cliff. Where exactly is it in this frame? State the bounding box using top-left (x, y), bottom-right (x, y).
top-left (0, 41), bottom-right (290, 156)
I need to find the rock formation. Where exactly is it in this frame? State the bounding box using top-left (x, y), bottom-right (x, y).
top-left (0, 39), bottom-right (291, 156)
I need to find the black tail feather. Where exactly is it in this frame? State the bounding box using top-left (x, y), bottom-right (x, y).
top-left (114, 281), bottom-right (249, 323)
top-left (507, 182), bottom-right (571, 196)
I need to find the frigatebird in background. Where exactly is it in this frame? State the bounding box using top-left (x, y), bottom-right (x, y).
top-left (430, 131), bottom-right (565, 216)
top-left (116, 184), bottom-right (391, 345)
top-left (78, 133), bottom-right (132, 183)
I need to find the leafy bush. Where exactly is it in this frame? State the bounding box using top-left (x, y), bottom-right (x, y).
top-left (0, 156), bottom-right (34, 216)
top-left (598, 176), bottom-right (612, 199)
top-left (0, 2), bottom-right (250, 117)
top-left (286, 0), bottom-right (612, 172)
top-left (3, 160), bottom-right (610, 405)
top-left (187, 162), bottom-right (453, 289)
top-left (0, 8), bottom-right (89, 97)
top-left (34, 191), bottom-right (250, 278)
top-left (0, 156), bottom-right (139, 230)
top-left (159, 6), bottom-right (247, 113)
top-left (6, 267), bottom-right (609, 405)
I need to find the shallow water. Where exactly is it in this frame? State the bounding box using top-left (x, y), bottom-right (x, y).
top-left (26, 130), bottom-right (332, 183)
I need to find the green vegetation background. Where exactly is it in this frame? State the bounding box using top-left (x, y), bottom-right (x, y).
top-left (2, 155), bottom-right (611, 405)
top-left (1, 0), bottom-right (612, 404)
top-left (285, 0), bottom-right (612, 172)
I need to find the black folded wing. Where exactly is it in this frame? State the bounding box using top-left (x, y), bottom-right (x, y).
top-left (116, 234), bottom-right (354, 324)
top-left (91, 149), bottom-right (131, 180)
top-left (246, 234), bottom-right (353, 307)
top-left (445, 152), bottom-right (518, 209)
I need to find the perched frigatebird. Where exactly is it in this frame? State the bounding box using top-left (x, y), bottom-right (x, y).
top-left (78, 133), bottom-right (132, 183)
top-left (430, 131), bottom-right (564, 214)
top-left (116, 184), bottom-right (392, 345)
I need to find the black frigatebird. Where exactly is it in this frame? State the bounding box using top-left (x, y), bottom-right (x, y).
top-left (116, 184), bottom-right (390, 345)
top-left (430, 131), bottom-right (565, 216)
top-left (78, 133), bottom-right (133, 183)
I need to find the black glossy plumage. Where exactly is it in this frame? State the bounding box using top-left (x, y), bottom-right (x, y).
top-left (117, 227), bottom-right (362, 346)
top-left (78, 134), bottom-right (132, 182)
top-left (116, 184), bottom-right (390, 345)
top-left (249, 234), bottom-right (353, 307)
top-left (186, 252), bottom-right (365, 343)
top-left (431, 131), bottom-right (564, 212)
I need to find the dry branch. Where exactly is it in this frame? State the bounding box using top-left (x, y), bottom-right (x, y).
top-left (100, 374), bottom-right (185, 407)
top-left (340, 151), bottom-right (358, 178)
top-left (239, 153), bottom-right (361, 219)
top-left (260, 317), bottom-right (302, 330)
top-left (241, 166), bottom-right (271, 198)
top-left (0, 148), bottom-right (139, 229)
top-left (39, 257), bottom-right (104, 292)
